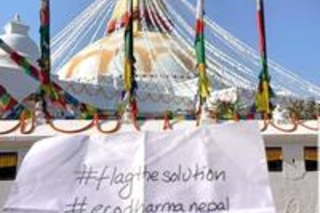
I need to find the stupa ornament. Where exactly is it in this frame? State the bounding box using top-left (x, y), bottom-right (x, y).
top-left (4, 14), bottom-right (30, 36)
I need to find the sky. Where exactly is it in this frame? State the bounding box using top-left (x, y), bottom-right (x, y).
top-left (0, 0), bottom-right (319, 86)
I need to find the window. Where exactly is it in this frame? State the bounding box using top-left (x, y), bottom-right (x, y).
top-left (266, 147), bottom-right (282, 172)
top-left (304, 147), bottom-right (318, 172)
top-left (0, 152), bottom-right (18, 180)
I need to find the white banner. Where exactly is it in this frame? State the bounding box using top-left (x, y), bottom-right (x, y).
top-left (3, 122), bottom-right (275, 213)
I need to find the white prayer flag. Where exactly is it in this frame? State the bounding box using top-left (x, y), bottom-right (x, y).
top-left (3, 122), bottom-right (276, 213)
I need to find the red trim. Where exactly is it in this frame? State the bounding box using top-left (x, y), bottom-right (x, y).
top-left (40, 8), bottom-right (50, 26)
top-left (257, 11), bottom-right (266, 54)
top-left (131, 99), bottom-right (138, 119)
top-left (122, 12), bottom-right (131, 28)
top-left (40, 72), bottom-right (50, 85)
top-left (195, 19), bottom-right (204, 34)
top-left (10, 52), bottom-right (23, 64)
top-left (30, 66), bottom-right (40, 77)
top-left (4, 98), bottom-right (18, 111)
top-left (106, 20), bottom-right (117, 33)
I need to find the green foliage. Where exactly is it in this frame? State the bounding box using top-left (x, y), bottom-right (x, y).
top-left (285, 99), bottom-right (318, 120)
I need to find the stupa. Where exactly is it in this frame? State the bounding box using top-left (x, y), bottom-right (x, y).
top-left (55, 0), bottom-right (198, 114)
top-left (0, 15), bottom-right (40, 102)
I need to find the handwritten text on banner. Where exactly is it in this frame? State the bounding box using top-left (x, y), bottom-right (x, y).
top-left (4, 122), bottom-right (276, 213)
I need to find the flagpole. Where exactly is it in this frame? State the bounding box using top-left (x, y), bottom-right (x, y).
top-left (255, 0), bottom-right (273, 117)
top-left (39, 0), bottom-right (51, 115)
top-left (123, 0), bottom-right (138, 121)
top-left (195, 0), bottom-right (211, 123)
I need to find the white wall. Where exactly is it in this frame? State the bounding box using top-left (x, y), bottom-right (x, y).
top-left (268, 144), bottom-right (319, 213)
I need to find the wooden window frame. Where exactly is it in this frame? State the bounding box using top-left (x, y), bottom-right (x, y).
top-left (266, 147), bottom-right (283, 172)
top-left (0, 152), bottom-right (18, 180)
top-left (304, 147), bottom-right (318, 172)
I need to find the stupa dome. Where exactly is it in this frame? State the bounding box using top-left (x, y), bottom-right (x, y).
top-left (57, 31), bottom-right (195, 86)
top-left (53, 0), bottom-right (199, 113)
top-left (55, 31), bottom-right (197, 112)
